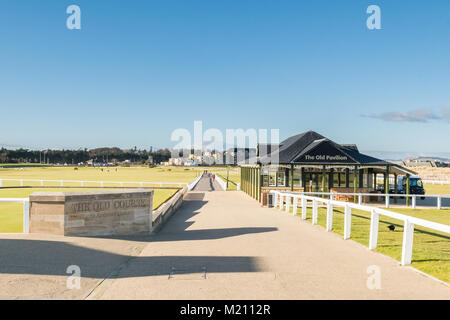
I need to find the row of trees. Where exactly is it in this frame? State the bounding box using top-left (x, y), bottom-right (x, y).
top-left (0, 147), bottom-right (172, 165)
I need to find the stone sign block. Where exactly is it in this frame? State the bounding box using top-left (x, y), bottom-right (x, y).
top-left (29, 189), bottom-right (153, 236)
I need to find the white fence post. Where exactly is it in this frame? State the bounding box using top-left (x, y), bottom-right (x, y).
top-left (101, 181), bottom-right (104, 187)
top-left (285, 195), bottom-right (290, 213)
top-left (326, 201), bottom-right (333, 231)
top-left (301, 197), bottom-right (307, 220)
top-left (20, 180), bottom-right (24, 187)
top-left (437, 196), bottom-right (442, 210)
top-left (401, 220), bottom-right (415, 266)
top-left (344, 204), bottom-right (351, 239)
top-left (279, 194), bottom-right (284, 211)
top-left (369, 209), bottom-right (379, 250)
top-left (385, 195), bottom-right (390, 208)
top-left (60, 180), bottom-right (63, 187)
top-left (81, 181), bottom-right (84, 187)
top-left (412, 196), bottom-right (416, 209)
top-left (358, 194), bottom-right (362, 205)
top-left (273, 192), bottom-right (278, 208)
top-left (292, 197), bottom-right (298, 216)
top-left (40, 180), bottom-right (44, 186)
top-left (23, 200), bottom-right (30, 233)
top-left (312, 199), bottom-right (318, 225)
top-left (0, 179), bottom-right (2, 188)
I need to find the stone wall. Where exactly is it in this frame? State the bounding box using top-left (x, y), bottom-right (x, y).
top-left (152, 187), bottom-right (187, 232)
top-left (29, 189), bottom-right (153, 236)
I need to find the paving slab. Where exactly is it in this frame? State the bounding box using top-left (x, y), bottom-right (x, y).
top-left (95, 191), bottom-right (450, 300)
top-left (0, 233), bottom-right (150, 299)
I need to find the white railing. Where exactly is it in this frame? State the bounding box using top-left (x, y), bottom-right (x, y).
top-left (376, 177), bottom-right (450, 185)
top-left (187, 174), bottom-right (203, 191)
top-left (0, 174), bottom-right (204, 234)
top-left (291, 191), bottom-right (448, 210)
top-left (422, 179), bottom-right (450, 185)
top-left (0, 179), bottom-right (188, 188)
top-left (214, 175), bottom-right (228, 191)
top-left (269, 190), bottom-right (450, 266)
top-left (0, 198), bottom-right (29, 233)
top-left (211, 170), bottom-right (240, 175)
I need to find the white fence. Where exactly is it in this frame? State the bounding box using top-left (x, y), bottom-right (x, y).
top-left (187, 174), bottom-right (203, 191)
top-left (0, 179), bottom-right (188, 188)
top-left (269, 190), bottom-right (450, 266)
top-left (422, 180), bottom-right (450, 185)
top-left (0, 198), bottom-right (29, 233)
top-left (296, 191), bottom-right (448, 210)
top-left (214, 175), bottom-right (228, 191)
top-left (0, 175), bottom-right (203, 234)
top-left (377, 177), bottom-right (450, 185)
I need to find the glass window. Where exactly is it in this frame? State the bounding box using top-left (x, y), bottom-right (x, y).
top-left (278, 171), bottom-right (285, 186)
top-left (410, 178), bottom-right (423, 187)
top-left (348, 173), bottom-right (354, 188)
top-left (340, 173), bottom-right (346, 187)
top-left (333, 173), bottom-right (340, 187)
top-left (262, 175), bottom-right (269, 187)
top-left (269, 172), bottom-right (276, 186)
top-left (293, 170), bottom-right (301, 187)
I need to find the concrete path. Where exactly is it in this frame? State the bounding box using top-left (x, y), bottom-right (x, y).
top-left (0, 233), bottom-right (151, 299)
top-left (95, 191), bottom-right (449, 300)
top-left (192, 175), bottom-right (223, 192)
top-left (0, 190), bottom-right (448, 299)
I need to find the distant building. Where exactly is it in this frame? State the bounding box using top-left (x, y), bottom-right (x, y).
top-left (224, 148), bottom-right (256, 166)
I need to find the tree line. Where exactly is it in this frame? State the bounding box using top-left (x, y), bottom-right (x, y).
top-left (0, 147), bottom-right (172, 165)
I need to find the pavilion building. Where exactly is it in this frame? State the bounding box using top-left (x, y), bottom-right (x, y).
top-left (239, 130), bottom-right (415, 205)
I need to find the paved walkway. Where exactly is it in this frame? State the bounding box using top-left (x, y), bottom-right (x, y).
top-left (192, 175), bottom-right (223, 192)
top-left (0, 190), bottom-right (448, 299)
top-left (95, 191), bottom-right (449, 299)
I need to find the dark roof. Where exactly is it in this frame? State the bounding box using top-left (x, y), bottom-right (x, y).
top-left (257, 130), bottom-right (393, 166)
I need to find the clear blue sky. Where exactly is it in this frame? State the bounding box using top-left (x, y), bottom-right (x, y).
top-left (1, 1), bottom-right (449, 156)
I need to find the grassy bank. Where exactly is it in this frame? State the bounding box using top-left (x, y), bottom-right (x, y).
top-left (214, 171), bottom-right (241, 190)
top-left (424, 184), bottom-right (450, 195)
top-left (0, 166), bottom-right (203, 184)
top-left (292, 205), bottom-right (450, 283)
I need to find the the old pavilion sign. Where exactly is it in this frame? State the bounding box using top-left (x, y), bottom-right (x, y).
top-left (293, 140), bottom-right (357, 164)
top-left (305, 154), bottom-right (348, 161)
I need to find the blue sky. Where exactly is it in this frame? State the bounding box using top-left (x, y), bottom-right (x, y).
top-left (0, 1), bottom-right (449, 157)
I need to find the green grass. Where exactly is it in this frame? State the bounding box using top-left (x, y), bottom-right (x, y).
top-left (215, 172), bottom-right (241, 190)
top-left (0, 166), bottom-right (203, 185)
top-left (424, 184), bottom-right (450, 195)
top-left (0, 187), bottom-right (178, 233)
top-left (291, 205), bottom-right (450, 283)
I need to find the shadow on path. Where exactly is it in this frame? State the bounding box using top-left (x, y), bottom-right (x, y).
top-left (0, 239), bottom-right (264, 278)
top-left (0, 192), bottom-right (275, 279)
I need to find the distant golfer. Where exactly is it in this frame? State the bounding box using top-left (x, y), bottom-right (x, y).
top-left (212, 174), bottom-right (215, 182)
